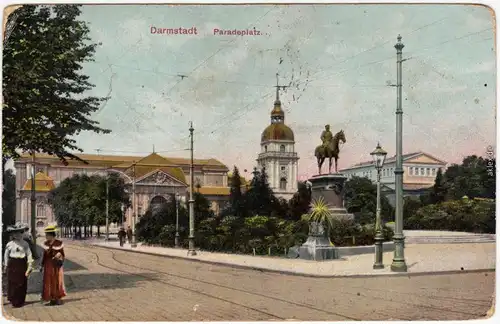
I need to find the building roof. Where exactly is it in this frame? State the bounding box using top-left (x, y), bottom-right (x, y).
top-left (198, 186), bottom-right (230, 196)
top-left (116, 153), bottom-right (187, 184)
top-left (22, 172), bottom-right (56, 192)
top-left (261, 123), bottom-right (295, 142)
top-left (18, 152), bottom-right (228, 170)
top-left (340, 151), bottom-right (447, 171)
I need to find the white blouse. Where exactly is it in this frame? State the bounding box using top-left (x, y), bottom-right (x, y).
top-left (3, 239), bottom-right (34, 271)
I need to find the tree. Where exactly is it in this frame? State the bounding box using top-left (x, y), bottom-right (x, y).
top-left (48, 173), bottom-right (129, 236)
top-left (245, 167), bottom-right (275, 216)
top-left (194, 192), bottom-right (214, 224)
top-left (442, 155), bottom-right (496, 200)
top-left (2, 169), bottom-right (16, 228)
top-left (344, 176), bottom-right (394, 224)
top-left (428, 168), bottom-right (446, 204)
top-left (229, 166), bottom-right (246, 217)
top-left (2, 5), bottom-right (110, 164)
top-left (2, 169), bottom-right (17, 253)
top-left (136, 196), bottom-right (188, 244)
top-left (288, 181), bottom-right (312, 220)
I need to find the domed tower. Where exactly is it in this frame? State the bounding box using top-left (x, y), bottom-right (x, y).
top-left (256, 74), bottom-right (299, 200)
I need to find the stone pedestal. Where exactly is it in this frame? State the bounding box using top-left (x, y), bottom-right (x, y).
top-left (299, 173), bottom-right (354, 261)
top-left (299, 222), bottom-right (339, 260)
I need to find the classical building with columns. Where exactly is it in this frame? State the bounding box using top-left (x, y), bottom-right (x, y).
top-left (14, 152), bottom-right (230, 229)
top-left (256, 83), bottom-right (299, 200)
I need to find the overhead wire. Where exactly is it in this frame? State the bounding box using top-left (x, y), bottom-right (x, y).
top-left (146, 6), bottom-right (278, 109)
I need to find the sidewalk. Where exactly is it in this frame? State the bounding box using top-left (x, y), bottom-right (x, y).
top-left (90, 240), bottom-right (496, 278)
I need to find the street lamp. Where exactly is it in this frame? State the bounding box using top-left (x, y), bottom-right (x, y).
top-left (370, 143), bottom-right (387, 269)
top-left (175, 192), bottom-right (180, 248)
top-left (105, 177), bottom-right (109, 241)
top-left (391, 34), bottom-right (408, 272)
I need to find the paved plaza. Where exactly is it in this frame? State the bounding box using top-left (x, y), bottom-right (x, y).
top-left (2, 241), bottom-right (495, 321)
top-left (91, 239), bottom-right (496, 277)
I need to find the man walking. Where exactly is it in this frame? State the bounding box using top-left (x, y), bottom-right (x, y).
top-left (117, 227), bottom-right (126, 247)
top-left (126, 226), bottom-right (132, 244)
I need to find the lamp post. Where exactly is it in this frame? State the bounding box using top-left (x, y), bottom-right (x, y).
top-left (391, 34), bottom-right (408, 272)
top-left (175, 192), bottom-right (180, 248)
top-left (130, 163), bottom-right (137, 248)
top-left (187, 122), bottom-right (197, 256)
top-left (370, 143), bottom-right (387, 269)
top-left (105, 177), bottom-right (109, 241)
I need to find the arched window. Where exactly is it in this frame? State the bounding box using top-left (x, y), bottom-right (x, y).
top-left (264, 145), bottom-right (268, 152)
top-left (279, 178), bottom-right (287, 190)
top-left (36, 221), bottom-right (45, 228)
top-left (36, 202), bottom-right (45, 218)
top-left (150, 196), bottom-right (167, 215)
top-left (280, 145), bottom-right (285, 152)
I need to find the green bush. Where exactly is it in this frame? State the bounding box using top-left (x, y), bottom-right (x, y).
top-left (328, 217), bottom-right (394, 246)
top-left (405, 198), bottom-right (495, 233)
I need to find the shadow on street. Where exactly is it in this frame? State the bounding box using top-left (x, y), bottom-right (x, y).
top-left (65, 272), bottom-right (161, 293)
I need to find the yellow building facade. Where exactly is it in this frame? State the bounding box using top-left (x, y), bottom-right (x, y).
top-left (14, 152), bottom-right (231, 229)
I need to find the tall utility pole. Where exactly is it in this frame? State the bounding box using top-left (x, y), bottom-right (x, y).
top-left (30, 151), bottom-right (36, 245)
top-left (391, 34), bottom-right (408, 272)
top-left (105, 177), bottom-right (109, 241)
top-left (131, 163), bottom-right (137, 248)
top-left (187, 122), bottom-right (197, 256)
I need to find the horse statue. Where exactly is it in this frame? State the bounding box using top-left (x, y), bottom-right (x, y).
top-left (314, 129), bottom-right (346, 174)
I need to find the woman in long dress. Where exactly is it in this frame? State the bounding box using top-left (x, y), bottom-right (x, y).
top-left (41, 225), bottom-right (66, 305)
top-left (3, 224), bottom-right (34, 308)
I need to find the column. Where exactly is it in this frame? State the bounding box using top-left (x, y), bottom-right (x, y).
top-left (288, 161), bottom-right (292, 192)
top-left (274, 160), bottom-right (279, 189)
top-left (15, 191), bottom-right (21, 223)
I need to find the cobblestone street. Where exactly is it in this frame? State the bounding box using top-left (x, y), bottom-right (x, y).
top-left (2, 241), bottom-right (495, 321)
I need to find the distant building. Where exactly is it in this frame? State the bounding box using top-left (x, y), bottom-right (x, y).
top-left (256, 83), bottom-right (299, 200)
top-left (14, 152), bottom-right (231, 229)
top-left (340, 152), bottom-right (447, 205)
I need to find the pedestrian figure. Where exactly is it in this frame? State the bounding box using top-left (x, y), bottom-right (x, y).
top-left (18, 222), bottom-right (39, 260)
top-left (41, 225), bottom-right (66, 306)
top-left (3, 224), bottom-right (34, 308)
top-left (118, 227), bottom-right (126, 247)
top-left (126, 226), bottom-right (132, 244)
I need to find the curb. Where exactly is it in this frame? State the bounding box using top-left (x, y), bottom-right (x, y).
top-left (88, 243), bottom-right (496, 279)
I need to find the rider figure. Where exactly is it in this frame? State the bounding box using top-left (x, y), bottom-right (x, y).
top-left (321, 124), bottom-right (333, 150)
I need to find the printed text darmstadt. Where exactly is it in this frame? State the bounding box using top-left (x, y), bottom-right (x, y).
top-left (150, 26), bottom-right (198, 35)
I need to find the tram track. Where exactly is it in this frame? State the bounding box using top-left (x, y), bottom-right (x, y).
top-left (68, 243), bottom-right (490, 320)
top-left (69, 244), bottom-right (362, 321)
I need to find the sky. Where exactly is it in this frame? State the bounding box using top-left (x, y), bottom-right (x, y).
top-left (67, 4), bottom-right (495, 179)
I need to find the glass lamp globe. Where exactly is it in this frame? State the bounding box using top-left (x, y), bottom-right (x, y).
top-left (370, 143), bottom-right (387, 169)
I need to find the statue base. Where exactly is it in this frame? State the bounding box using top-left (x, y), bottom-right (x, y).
top-left (299, 238), bottom-right (339, 261)
top-left (298, 174), bottom-right (353, 261)
top-left (308, 173), bottom-right (354, 221)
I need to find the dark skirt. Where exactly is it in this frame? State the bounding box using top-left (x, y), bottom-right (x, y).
top-left (7, 257), bottom-right (28, 307)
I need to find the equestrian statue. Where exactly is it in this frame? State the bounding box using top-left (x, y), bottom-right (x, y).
top-left (314, 125), bottom-right (346, 174)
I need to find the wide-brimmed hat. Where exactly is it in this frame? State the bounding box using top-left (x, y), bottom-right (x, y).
top-left (6, 223), bottom-right (26, 233)
top-left (15, 222), bottom-right (29, 231)
top-left (44, 225), bottom-right (58, 233)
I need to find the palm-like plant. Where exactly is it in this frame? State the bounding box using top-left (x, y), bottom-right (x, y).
top-left (304, 197), bottom-right (334, 230)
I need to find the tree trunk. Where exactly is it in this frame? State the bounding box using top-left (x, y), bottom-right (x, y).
top-left (97, 226), bottom-right (100, 237)
top-left (90, 226), bottom-right (93, 237)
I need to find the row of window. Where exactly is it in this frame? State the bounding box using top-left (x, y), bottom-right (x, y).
top-left (347, 166), bottom-right (441, 178)
top-left (408, 167), bottom-right (439, 177)
top-left (264, 144), bottom-right (287, 153)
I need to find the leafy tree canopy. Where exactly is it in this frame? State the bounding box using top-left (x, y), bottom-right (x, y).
top-left (2, 4), bottom-right (110, 164)
top-left (48, 173), bottom-right (129, 227)
top-left (344, 176), bottom-right (394, 224)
